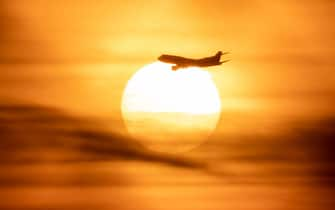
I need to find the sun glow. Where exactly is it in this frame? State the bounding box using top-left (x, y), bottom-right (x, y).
top-left (121, 62), bottom-right (221, 152)
top-left (122, 62), bottom-right (221, 114)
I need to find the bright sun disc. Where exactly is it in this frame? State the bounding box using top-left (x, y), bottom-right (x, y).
top-left (122, 62), bottom-right (221, 153)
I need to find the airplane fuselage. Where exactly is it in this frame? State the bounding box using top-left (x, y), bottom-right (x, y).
top-left (158, 51), bottom-right (228, 70)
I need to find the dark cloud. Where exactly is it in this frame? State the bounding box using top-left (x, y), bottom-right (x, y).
top-left (0, 101), bottom-right (205, 169)
top-left (290, 117), bottom-right (335, 185)
top-left (203, 113), bottom-right (335, 187)
top-left (2, 100), bottom-right (334, 185)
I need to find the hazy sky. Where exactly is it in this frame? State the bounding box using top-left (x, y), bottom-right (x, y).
top-left (1, 3), bottom-right (335, 209)
top-left (0, 0), bottom-right (334, 120)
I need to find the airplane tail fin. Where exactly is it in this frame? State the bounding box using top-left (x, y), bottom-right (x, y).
top-left (215, 51), bottom-right (222, 60)
top-left (215, 51), bottom-right (229, 62)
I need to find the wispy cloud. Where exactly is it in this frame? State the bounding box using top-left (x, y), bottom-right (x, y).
top-left (0, 101), bottom-right (206, 170)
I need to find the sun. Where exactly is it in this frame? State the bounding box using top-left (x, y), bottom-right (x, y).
top-left (121, 62), bottom-right (221, 153)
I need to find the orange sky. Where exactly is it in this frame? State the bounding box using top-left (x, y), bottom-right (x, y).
top-left (1, 0), bottom-right (334, 125)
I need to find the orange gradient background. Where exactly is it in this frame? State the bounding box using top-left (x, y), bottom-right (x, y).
top-left (0, 1), bottom-right (335, 210)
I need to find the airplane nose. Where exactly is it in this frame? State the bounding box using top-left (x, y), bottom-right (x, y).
top-left (158, 55), bottom-right (165, 61)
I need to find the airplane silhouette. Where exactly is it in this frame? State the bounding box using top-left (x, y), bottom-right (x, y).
top-left (158, 51), bottom-right (230, 71)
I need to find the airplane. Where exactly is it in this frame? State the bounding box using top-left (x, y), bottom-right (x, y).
top-left (158, 51), bottom-right (230, 71)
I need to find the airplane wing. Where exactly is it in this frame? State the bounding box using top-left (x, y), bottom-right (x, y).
top-left (171, 65), bottom-right (179, 71)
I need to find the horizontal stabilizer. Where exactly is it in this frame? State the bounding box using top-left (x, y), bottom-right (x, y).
top-left (220, 60), bottom-right (230, 64)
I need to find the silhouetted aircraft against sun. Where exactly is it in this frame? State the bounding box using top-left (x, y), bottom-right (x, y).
top-left (158, 51), bottom-right (230, 71)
